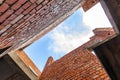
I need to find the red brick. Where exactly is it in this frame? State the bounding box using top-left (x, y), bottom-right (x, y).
top-left (23, 4), bottom-right (37, 15)
top-left (15, 8), bottom-right (24, 15)
top-left (7, 14), bottom-right (17, 21)
top-left (0, 3), bottom-right (9, 13)
top-left (30, 9), bottom-right (36, 14)
top-left (5, 0), bottom-right (17, 5)
top-left (42, 0), bottom-right (49, 5)
top-left (17, 18), bottom-right (24, 24)
top-left (22, 1), bottom-right (31, 9)
top-left (0, 25), bottom-right (4, 30)
top-left (1, 20), bottom-right (10, 26)
top-left (36, 0), bottom-right (44, 4)
top-left (11, 0), bottom-right (27, 10)
top-left (36, 4), bottom-right (42, 10)
top-left (0, 9), bottom-right (14, 23)
top-left (23, 14), bottom-right (30, 19)
top-left (30, 0), bottom-right (37, 3)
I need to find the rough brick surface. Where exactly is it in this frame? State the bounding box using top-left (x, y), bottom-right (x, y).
top-left (39, 28), bottom-right (115, 80)
top-left (0, 0), bottom-right (84, 54)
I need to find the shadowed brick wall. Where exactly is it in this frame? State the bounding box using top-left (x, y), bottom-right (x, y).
top-left (39, 28), bottom-right (115, 80)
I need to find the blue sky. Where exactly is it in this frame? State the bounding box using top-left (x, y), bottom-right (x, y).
top-left (24, 3), bottom-right (111, 71)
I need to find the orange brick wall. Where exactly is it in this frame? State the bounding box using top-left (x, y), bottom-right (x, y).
top-left (39, 49), bottom-right (109, 80)
top-left (39, 28), bottom-right (115, 80)
top-left (15, 50), bottom-right (41, 78)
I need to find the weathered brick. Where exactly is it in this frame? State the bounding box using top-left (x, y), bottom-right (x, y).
top-left (36, 0), bottom-right (44, 4)
top-left (5, 0), bottom-right (17, 5)
top-left (11, 0), bottom-right (27, 10)
top-left (0, 3), bottom-right (9, 13)
top-left (1, 20), bottom-right (10, 26)
top-left (22, 1), bottom-right (31, 9)
top-left (7, 14), bottom-right (17, 21)
top-left (42, 0), bottom-right (49, 5)
top-left (36, 4), bottom-right (42, 10)
top-left (23, 3), bottom-right (37, 15)
top-left (0, 25), bottom-right (4, 30)
top-left (30, 0), bottom-right (37, 3)
top-left (0, 9), bottom-right (14, 23)
top-left (30, 9), bottom-right (36, 15)
top-left (10, 14), bottom-right (24, 24)
top-left (15, 8), bottom-right (24, 15)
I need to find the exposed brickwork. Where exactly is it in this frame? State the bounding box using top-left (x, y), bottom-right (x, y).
top-left (39, 28), bottom-right (115, 80)
top-left (82, 0), bottom-right (99, 11)
top-left (15, 50), bottom-right (41, 78)
top-left (82, 28), bottom-right (115, 49)
top-left (0, 0), bottom-right (84, 55)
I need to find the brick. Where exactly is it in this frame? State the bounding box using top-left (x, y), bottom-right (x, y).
top-left (30, 0), bottom-right (37, 3)
top-left (23, 14), bottom-right (30, 19)
top-left (1, 20), bottom-right (10, 26)
top-left (17, 18), bottom-right (25, 24)
top-left (0, 0), bottom-right (4, 4)
top-left (0, 24), bottom-right (11, 34)
top-left (22, 1), bottom-right (31, 9)
top-left (42, 0), bottom-right (49, 5)
top-left (0, 25), bottom-right (4, 30)
top-left (0, 3), bottom-right (9, 13)
top-left (5, 0), bottom-right (17, 5)
top-left (36, 4), bottom-right (42, 10)
top-left (0, 9), bottom-right (14, 23)
top-left (10, 14), bottom-right (24, 24)
top-left (15, 8), bottom-right (24, 15)
top-left (11, 0), bottom-right (27, 10)
top-left (7, 14), bottom-right (17, 21)
top-left (23, 4), bottom-right (37, 15)
top-left (36, 0), bottom-right (44, 4)
top-left (30, 9), bottom-right (36, 14)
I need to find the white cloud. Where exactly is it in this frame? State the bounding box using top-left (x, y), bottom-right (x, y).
top-left (49, 24), bottom-right (92, 54)
top-left (48, 3), bottom-right (112, 55)
top-left (83, 3), bottom-right (112, 30)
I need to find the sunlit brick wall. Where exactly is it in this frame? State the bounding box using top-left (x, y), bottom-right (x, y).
top-left (39, 28), bottom-right (115, 80)
top-left (39, 49), bottom-right (109, 80)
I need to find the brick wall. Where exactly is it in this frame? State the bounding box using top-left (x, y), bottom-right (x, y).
top-left (39, 28), bottom-right (115, 80)
top-left (0, 0), bottom-right (84, 54)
